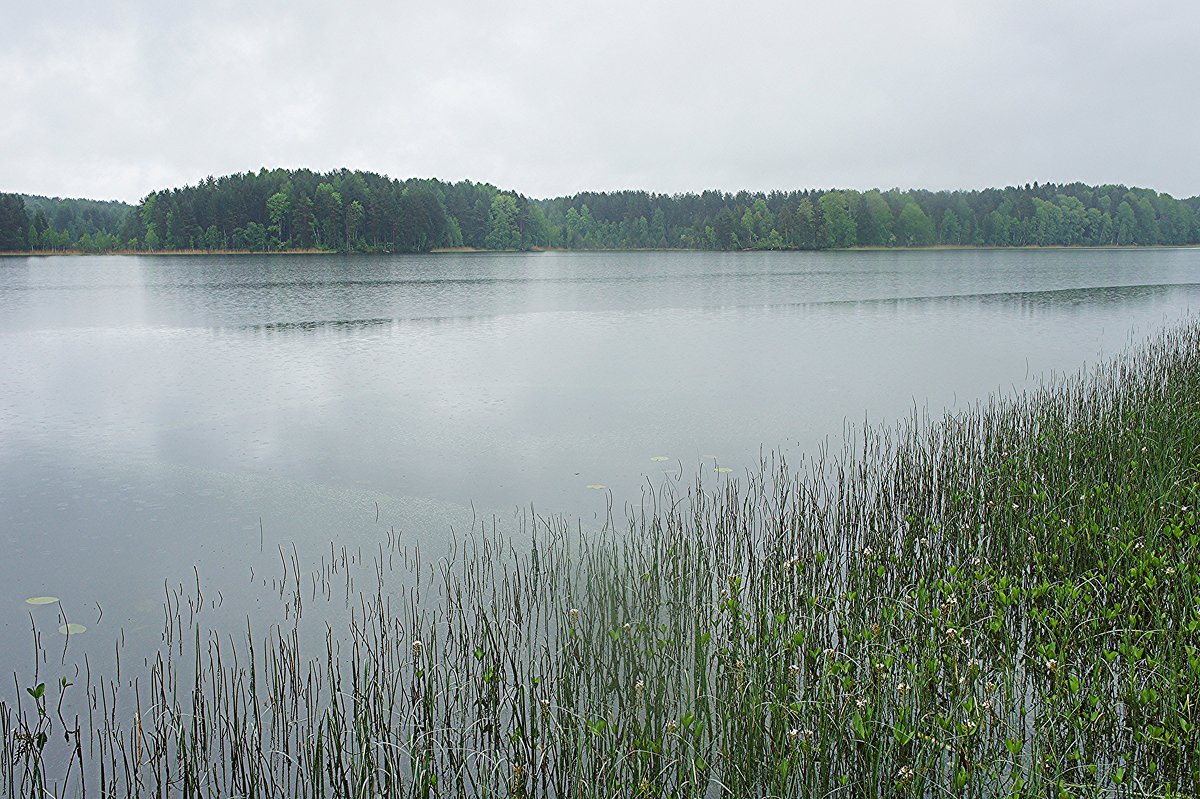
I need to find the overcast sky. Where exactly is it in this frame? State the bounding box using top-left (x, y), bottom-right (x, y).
top-left (2, 1), bottom-right (1197, 203)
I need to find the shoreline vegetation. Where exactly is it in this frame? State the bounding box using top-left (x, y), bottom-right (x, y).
top-left (2, 169), bottom-right (1198, 256)
top-left (0, 247), bottom-right (334, 257)
top-left (4, 322), bottom-right (1198, 796)
top-left (4, 243), bottom-right (1200, 258)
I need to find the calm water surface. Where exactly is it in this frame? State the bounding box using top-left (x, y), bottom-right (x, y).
top-left (1, 248), bottom-right (1198, 672)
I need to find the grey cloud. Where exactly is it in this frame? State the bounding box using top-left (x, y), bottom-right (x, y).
top-left (1, 0), bottom-right (1197, 202)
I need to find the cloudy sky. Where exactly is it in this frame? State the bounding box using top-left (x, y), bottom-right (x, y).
top-left (2, 1), bottom-right (1197, 203)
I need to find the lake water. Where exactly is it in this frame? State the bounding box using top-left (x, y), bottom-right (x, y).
top-left (1, 248), bottom-right (1199, 675)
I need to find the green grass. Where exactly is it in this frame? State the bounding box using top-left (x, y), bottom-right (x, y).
top-left (4, 322), bottom-right (1200, 798)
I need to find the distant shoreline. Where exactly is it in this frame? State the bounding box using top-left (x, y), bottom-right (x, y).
top-left (5, 173), bottom-right (1197, 255)
top-left (2, 243), bottom-right (1198, 258)
top-left (0, 248), bottom-right (333, 257)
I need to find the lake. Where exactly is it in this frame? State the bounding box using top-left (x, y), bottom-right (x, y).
top-left (1, 248), bottom-right (1198, 675)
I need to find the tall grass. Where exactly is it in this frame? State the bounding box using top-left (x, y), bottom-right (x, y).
top-left (4, 322), bottom-right (1199, 797)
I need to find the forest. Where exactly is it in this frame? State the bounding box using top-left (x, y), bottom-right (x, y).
top-left (1, 168), bottom-right (1198, 253)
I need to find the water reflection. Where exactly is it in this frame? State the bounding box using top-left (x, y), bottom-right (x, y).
top-left (1, 248), bottom-right (1198, 677)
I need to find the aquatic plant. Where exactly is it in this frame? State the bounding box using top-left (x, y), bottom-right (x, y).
top-left (3, 322), bottom-right (1199, 797)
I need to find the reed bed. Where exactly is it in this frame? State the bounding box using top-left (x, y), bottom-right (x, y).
top-left (4, 322), bottom-right (1200, 798)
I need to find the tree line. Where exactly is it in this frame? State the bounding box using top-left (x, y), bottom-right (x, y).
top-left (2, 170), bottom-right (1199, 253)
top-left (541, 183), bottom-right (1200, 250)
top-left (0, 169), bottom-right (551, 254)
top-left (0, 194), bottom-right (131, 252)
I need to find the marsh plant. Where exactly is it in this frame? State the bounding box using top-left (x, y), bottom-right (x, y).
top-left (4, 323), bottom-right (1200, 798)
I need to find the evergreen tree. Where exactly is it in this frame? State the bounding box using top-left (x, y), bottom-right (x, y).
top-left (793, 199), bottom-right (818, 249)
top-left (0, 193), bottom-right (30, 250)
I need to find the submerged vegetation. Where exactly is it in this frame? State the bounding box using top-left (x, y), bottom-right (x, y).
top-left (2, 171), bottom-right (1199, 253)
top-left (3, 322), bottom-right (1200, 797)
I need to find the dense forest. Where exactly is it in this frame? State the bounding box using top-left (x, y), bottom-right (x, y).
top-left (2, 168), bottom-right (1199, 253)
top-left (0, 194), bottom-right (132, 252)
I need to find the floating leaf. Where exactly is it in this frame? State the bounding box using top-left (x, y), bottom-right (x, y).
top-left (714, 467), bottom-right (733, 473)
top-left (650, 456), bottom-right (670, 462)
top-left (25, 597), bottom-right (59, 606)
top-left (58, 623), bottom-right (87, 636)
top-left (586, 484), bottom-right (608, 490)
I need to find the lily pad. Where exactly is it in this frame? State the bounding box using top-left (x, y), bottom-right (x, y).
top-left (586, 484), bottom-right (608, 490)
top-left (25, 597), bottom-right (60, 606)
top-left (650, 456), bottom-right (670, 462)
top-left (58, 623), bottom-right (87, 636)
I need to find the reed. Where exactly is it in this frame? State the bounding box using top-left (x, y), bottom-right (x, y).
top-left (4, 322), bottom-right (1199, 797)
